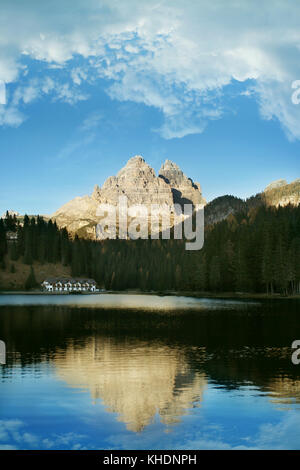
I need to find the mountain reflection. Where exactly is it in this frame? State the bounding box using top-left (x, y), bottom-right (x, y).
top-left (260, 375), bottom-right (300, 405)
top-left (54, 336), bottom-right (207, 432)
top-left (1, 301), bottom-right (300, 436)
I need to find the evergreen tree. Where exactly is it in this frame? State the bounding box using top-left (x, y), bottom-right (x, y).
top-left (209, 256), bottom-right (221, 291)
top-left (25, 266), bottom-right (38, 290)
top-left (0, 219), bottom-right (7, 263)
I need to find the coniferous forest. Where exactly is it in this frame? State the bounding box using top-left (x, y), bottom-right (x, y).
top-left (0, 204), bottom-right (300, 295)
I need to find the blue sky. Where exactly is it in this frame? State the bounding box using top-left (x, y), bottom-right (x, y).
top-left (0, 1), bottom-right (299, 215)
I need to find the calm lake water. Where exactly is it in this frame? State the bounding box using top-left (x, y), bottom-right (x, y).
top-left (0, 294), bottom-right (300, 450)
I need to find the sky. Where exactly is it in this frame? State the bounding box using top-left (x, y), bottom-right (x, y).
top-left (0, 0), bottom-right (299, 215)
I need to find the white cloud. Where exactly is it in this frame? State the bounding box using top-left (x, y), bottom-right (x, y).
top-left (1, 0), bottom-right (300, 138)
top-left (52, 82), bottom-right (89, 105)
top-left (80, 112), bottom-right (103, 132)
top-left (0, 419), bottom-right (90, 450)
top-left (252, 412), bottom-right (300, 449)
top-left (255, 80), bottom-right (300, 141)
top-left (12, 81), bottom-right (40, 106)
top-left (7, 76), bottom-right (89, 122)
top-left (71, 67), bottom-right (88, 85)
top-left (0, 104), bottom-right (25, 127)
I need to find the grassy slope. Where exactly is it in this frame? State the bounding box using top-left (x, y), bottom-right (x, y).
top-left (0, 255), bottom-right (71, 290)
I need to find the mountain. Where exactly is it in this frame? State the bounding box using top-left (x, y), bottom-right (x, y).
top-left (52, 155), bottom-right (206, 238)
top-left (159, 159), bottom-right (204, 206)
top-left (1, 210), bottom-right (20, 219)
top-left (91, 156), bottom-right (174, 207)
top-left (204, 196), bottom-right (247, 226)
top-left (51, 155), bottom-right (299, 238)
top-left (204, 178), bottom-right (300, 226)
top-left (263, 178), bottom-right (300, 207)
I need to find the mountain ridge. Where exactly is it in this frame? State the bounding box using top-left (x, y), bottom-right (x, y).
top-left (51, 155), bottom-right (206, 238)
top-left (4, 156), bottom-right (297, 238)
top-left (51, 155), bottom-right (299, 238)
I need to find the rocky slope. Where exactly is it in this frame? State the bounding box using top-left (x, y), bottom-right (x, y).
top-left (159, 159), bottom-right (204, 206)
top-left (205, 178), bottom-right (300, 226)
top-left (263, 179), bottom-right (300, 207)
top-left (52, 155), bottom-right (206, 238)
top-left (50, 195), bottom-right (99, 239)
top-left (91, 156), bottom-right (174, 207)
top-left (51, 154), bottom-right (299, 237)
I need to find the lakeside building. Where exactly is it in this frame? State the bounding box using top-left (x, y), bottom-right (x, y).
top-left (42, 277), bottom-right (97, 292)
top-left (6, 231), bottom-right (18, 242)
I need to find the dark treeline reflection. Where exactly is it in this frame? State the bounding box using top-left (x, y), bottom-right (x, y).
top-left (1, 301), bottom-right (300, 398)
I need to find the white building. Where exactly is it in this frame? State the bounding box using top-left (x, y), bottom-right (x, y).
top-left (41, 277), bottom-right (97, 293)
top-left (6, 231), bottom-right (18, 242)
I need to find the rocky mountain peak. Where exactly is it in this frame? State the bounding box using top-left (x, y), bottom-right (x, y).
top-left (159, 159), bottom-right (204, 206)
top-left (52, 155), bottom-right (206, 238)
top-left (264, 179), bottom-right (288, 192)
top-left (51, 155), bottom-right (299, 239)
top-left (117, 155), bottom-right (156, 180)
top-left (160, 159), bottom-right (181, 171)
top-left (124, 154), bottom-right (145, 165)
top-left (159, 160), bottom-right (183, 179)
top-left (91, 155), bottom-right (172, 207)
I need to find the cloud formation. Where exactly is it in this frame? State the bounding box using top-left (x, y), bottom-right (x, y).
top-left (0, 419), bottom-right (90, 450)
top-left (1, 411), bottom-right (300, 450)
top-left (1, 0), bottom-right (300, 139)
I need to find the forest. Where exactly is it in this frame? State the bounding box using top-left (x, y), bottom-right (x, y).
top-left (0, 203), bottom-right (299, 295)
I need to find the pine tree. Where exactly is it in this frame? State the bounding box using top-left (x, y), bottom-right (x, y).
top-left (9, 242), bottom-right (19, 261)
top-left (195, 253), bottom-right (207, 291)
top-left (209, 256), bottom-right (221, 291)
top-left (25, 266), bottom-right (38, 290)
top-left (0, 218), bottom-right (7, 262)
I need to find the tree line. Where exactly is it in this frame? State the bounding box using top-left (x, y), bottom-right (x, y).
top-left (0, 204), bottom-right (299, 294)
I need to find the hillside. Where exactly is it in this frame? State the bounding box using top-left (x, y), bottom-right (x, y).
top-left (1, 203), bottom-right (300, 295)
top-left (204, 179), bottom-right (300, 226)
top-left (0, 256), bottom-right (71, 291)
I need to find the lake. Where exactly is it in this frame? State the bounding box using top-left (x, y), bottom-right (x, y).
top-left (0, 294), bottom-right (300, 450)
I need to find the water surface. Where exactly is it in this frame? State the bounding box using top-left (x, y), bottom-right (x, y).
top-left (0, 294), bottom-right (299, 450)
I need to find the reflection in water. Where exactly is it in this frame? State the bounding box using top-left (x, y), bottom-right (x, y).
top-left (265, 376), bottom-right (300, 405)
top-left (54, 337), bottom-right (206, 432)
top-left (0, 293), bottom-right (259, 310)
top-left (204, 347), bottom-right (300, 406)
top-left (0, 298), bottom-right (300, 449)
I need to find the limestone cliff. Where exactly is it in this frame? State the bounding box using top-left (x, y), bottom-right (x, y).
top-left (92, 156), bottom-right (174, 207)
top-left (159, 159), bottom-right (205, 207)
top-left (51, 155), bottom-right (205, 238)
top-left (51, 156), bottom-right (299, 237)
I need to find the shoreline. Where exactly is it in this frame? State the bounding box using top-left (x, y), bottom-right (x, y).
top-left (0, 290), bottom-right (299, 300)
